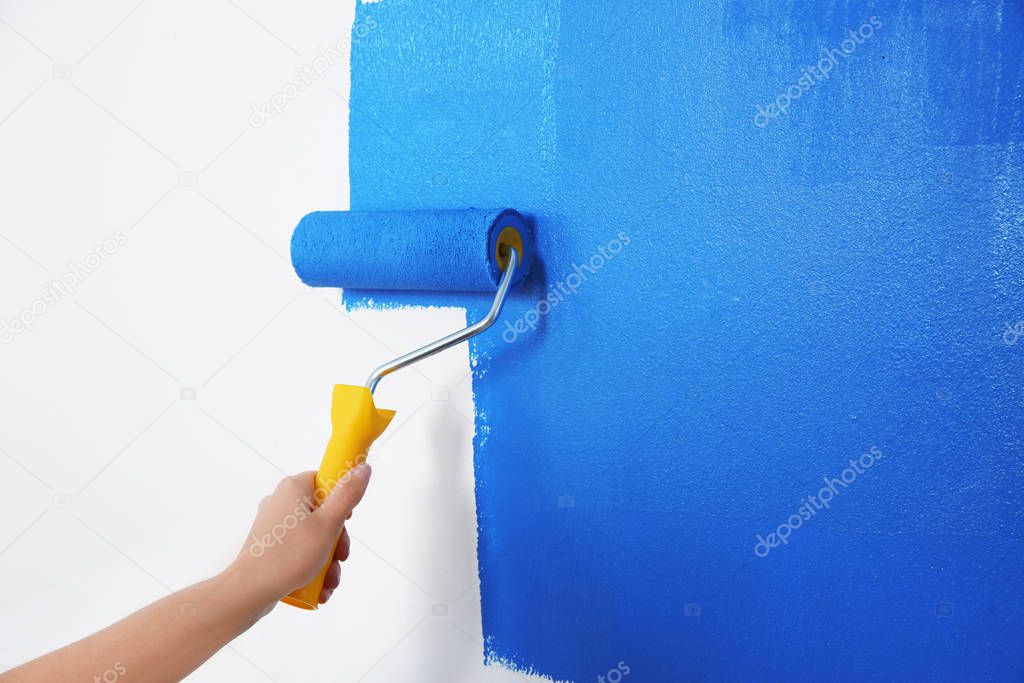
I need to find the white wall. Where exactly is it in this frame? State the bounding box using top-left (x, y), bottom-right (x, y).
top-left (0, 2), bottom-right (543, 680)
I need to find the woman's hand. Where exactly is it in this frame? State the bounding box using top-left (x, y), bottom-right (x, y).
top-left (232, 465), bottom-right (372, 607)
top-left (3, 466), bottom-right (374, 683)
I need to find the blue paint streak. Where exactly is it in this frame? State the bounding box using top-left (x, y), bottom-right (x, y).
top-left (348, 1), bottom-right (1024, 680)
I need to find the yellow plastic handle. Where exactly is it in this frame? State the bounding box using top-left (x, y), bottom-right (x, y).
top-left (281, 384), bottom-right (395, 610)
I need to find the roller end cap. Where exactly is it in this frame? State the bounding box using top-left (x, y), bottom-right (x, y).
top-left (487, 209), bottom-right (534, 288)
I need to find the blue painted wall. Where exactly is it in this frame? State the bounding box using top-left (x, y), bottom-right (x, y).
top-left (348, 1), bottom-right (1024, 680)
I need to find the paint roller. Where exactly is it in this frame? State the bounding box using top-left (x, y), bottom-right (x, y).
top-left (282, 208), bottom-right (534, 609)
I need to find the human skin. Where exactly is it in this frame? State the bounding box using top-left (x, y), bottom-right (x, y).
top-left (2, 465), bottom-right (371, 683)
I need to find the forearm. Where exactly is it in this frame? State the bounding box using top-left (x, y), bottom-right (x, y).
top-left (4, 562), bottom-right (274, 683)
top-left (2, 468), bottom-right (370, 682)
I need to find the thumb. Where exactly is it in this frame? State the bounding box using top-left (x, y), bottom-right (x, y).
top-left (316, 464), bottom-right (372, 532)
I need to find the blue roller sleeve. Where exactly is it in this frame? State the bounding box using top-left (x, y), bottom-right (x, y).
top-left (290, 208), bottom-right (533, 292)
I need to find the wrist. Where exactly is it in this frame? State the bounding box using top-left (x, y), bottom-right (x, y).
top-left (205, 562), bottom-right (278, 631)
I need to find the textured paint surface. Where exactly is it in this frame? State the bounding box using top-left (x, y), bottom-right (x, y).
top-left (347, 1), bottom-right (1024, 680)
top-left (291, 209), bottom-right (533, 291)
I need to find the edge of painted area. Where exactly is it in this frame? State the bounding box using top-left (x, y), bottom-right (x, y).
top-left (347, 0), bottom-right (1024, 680)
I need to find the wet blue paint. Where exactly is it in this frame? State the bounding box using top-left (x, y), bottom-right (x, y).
top-left (291, 209), bottom-right (533, 291)
top-left (347, 1), bottom-right (1024, 680)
